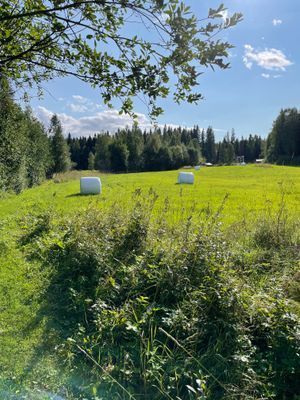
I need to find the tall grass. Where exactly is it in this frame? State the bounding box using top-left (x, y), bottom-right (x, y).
top-left (18, 191), bottom-right (300, 400)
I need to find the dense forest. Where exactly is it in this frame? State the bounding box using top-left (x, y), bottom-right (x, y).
top-left (0, 79), bottom-right (299, 193)
top-left (266, 108), bottom-right (300, 165)
top-left (67, 127), bottom-right (265, 172)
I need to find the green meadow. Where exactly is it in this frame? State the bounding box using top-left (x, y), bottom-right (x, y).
top-left (0, 164), bottom-right (299, 399)
top-left (1, 164), bottom-right (299, 224)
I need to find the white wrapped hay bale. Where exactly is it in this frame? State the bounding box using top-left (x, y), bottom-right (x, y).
top-left (178, 172), bottom-right (194, 184)
top-left (80, 177), bottom-right (101, 194)
top-left (194, 165), bottom-right (201, 170)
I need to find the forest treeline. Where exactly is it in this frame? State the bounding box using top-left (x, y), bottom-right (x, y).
top-left (0, 79), bottom-right (299, 193)
top-left (69, 108), bottom-right (300, 172)
top-left (67, 126), bottom-right (265, 172)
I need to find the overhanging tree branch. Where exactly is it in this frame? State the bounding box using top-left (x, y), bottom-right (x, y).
top-left (0, 1), bottom-right (242, 118)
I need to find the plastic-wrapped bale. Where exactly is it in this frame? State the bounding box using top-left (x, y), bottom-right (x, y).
top-left (194, 165), bottom-right (201, 170)
top-left (178, 172), bottom-right (194, 184)
top-left (80, 177), bottom-right (102, 194)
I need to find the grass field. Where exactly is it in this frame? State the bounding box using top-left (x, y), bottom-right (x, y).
top-left (0, 164), bottom-right (299, 225)
top-left (0, 164), bottom-right (299, 399)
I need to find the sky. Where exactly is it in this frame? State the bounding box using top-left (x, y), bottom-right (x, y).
top-left (30, 0), bottom-right (300, 140)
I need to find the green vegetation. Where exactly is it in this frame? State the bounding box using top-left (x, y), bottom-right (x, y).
top-left (0, 1), bottom-right (242, 118)
top-left (0, 165), bottom-right (299, 399)
top-left (68, 127), bottom-right (264, 172)
top-left (0, 78), bottom-right (266, 195)
top-left (0, 78), bottom-right (51, 193)
top-left (50, 115), bottom-right (71, 174)
top-left (0, 165), bottom-right (298, 224)
top-left (266, 108), bottom-right (300, 165)
top-left (0, 79), bottom-right (72, 193)
top-left (1, 2), bottom-right (298, 398)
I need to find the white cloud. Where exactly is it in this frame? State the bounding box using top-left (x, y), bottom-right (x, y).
top-left (72, 95), bottom-right (89, 104)
top-left (262, 73), bottom-right (283, 79)
top-left (244, 60), bottom-right (253, 70)
top-left (69, 103), bottom-right (88, 113)
top-left (67, 95), bottom-right (103, 113)
top-left (243, 44), bottom-right (292, 71)
top-left (35, 106), bottom-right (154, 137)
top-left (35, 106), bottom-right (194, 137)
top-left (272, 19), bottom-right (282, 26)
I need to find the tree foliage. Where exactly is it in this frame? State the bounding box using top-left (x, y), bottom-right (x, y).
top-left (68, 125), bottom-right (265, 172)
top-left (0, 77), bottom-right (51, 192)
top-left (50, 114), bottom-right (71, 173)
top-left (0, 1), bottom-right (242, 117)
top-left (203, 126), bottom-right (216, 163)
top-left (266, 108), bottom-right (300, 165)
top-left (87, 151), bottom-right (95, 170)
top-left (0, 80), bottom-right (74, 192)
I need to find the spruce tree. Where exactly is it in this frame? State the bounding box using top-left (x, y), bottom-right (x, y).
top-left (205, 126), bottom-right (216, 163)
top-left (50, 114), bottom-right (71, 173)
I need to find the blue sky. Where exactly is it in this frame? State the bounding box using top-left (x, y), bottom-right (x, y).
top-left (32, 0), bottom-right (299, 139)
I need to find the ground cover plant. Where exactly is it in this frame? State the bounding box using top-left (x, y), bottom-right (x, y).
top-left (0, 165), bottom-right (299, 399)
